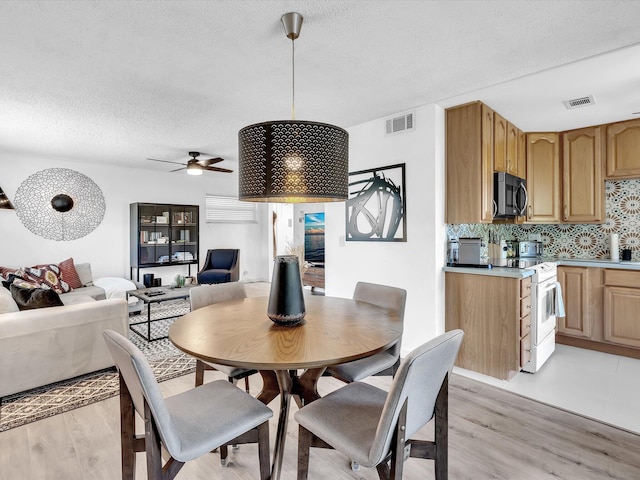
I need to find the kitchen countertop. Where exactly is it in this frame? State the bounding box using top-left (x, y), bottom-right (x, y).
top-left (444, 258), bottom-right (640, 277)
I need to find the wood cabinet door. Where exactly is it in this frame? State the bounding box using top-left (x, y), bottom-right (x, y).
top-left (480, 104), bottom-right (495, 222)
top-left (517, 128), bottom-right (526, 179)
top-left (557, 266), bottom-right (591, 338)
top-left (604, 285), bottom-right (640, 348)
top-left (506, 122), bottom-right (518, 175)
top-left (562, 126), bottom-right (605, 223)
top-left (607, 118), bottom-right (640, 179)
top-left (526, 133), bottom-right (561, 223)
top-left (494, 112), bottom-right (507, 173)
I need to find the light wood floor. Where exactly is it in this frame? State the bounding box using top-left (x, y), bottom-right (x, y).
top-left (1, 370), bottom-right (639, 480)
top-left (1, 282), bottom-right (638, 479)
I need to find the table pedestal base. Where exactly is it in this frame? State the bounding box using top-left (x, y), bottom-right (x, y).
top-left (257, 368), bottom-right (325, 480)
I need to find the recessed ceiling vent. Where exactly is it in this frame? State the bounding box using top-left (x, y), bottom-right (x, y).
top-left (385, 111), bottom-right (415, 135)
top-left (563, 95), bottom-right (596, 110)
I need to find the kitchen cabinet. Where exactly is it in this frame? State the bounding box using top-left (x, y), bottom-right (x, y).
top-left (445, 101), bottom-right (494, 224)
top-left (557, 266), bottom-right (591, 338)
top-left (604, 269), bottom-right (640, 348)
top-left (494, 114), bottom-right (519, 175)
top-left (562, 126), bottom-right (605, 223)
top-left (517, 128), bottom-right (526, 178)
top-left (525, 133), bottom-right (562, 223)
top-left (606, 118), bottom-right (640, 179)
top-left (445, 271), bottom-right (528, 380)
top-left (494, 112), bottom-right (507, 173)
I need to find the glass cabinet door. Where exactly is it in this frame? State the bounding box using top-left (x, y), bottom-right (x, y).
top-left (138, 204), bottom-right (171, 265)
top-left (170, 205), bottom-right (198, 265)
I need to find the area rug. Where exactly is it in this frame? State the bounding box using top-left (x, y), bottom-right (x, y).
top-left (0, 299), bottom-right (195, 432)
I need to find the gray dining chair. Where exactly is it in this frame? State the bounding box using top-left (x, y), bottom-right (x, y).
top-left (189, 282), bottom-right (258, 393)
top-left (325, 281), bottom-right (407, 383)
top-left (102, 329), bottom-right (272, 480)
top-left (295, 329), bottom-right (464, 480)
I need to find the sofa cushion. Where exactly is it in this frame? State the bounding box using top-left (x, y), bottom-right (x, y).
top-left (0, 285), bottom-right (19, 314)
top-left (59, 293), bottom-right (97, 306)
top-left (59, 257), bottom-right (83, 289)
top-left (74, 262), bottom-right (94, 287)
top-left (10, 284), bottom-right (64, 310)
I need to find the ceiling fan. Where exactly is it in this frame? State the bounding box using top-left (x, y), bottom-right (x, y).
top-left (146, 151), bottom-right (233, 175)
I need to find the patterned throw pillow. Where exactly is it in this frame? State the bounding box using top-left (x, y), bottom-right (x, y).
top-left (18, 265), bottom-right (71, 294)
top-left (58, 257), bottom-right (83, 289)
top-left (10, 283), bottom-right (64, 310)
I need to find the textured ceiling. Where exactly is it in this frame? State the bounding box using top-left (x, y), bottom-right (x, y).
top-left (1, 0), bottom-right (640, 174)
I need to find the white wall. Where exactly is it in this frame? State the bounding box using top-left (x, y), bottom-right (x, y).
top-left (0, 155), bottom-right (270, 283)
top-left (325, 104), bottom-right (447, 354)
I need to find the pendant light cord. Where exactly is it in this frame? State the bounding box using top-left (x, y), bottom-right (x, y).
top-left (291, 38), bottom-right (296, 120)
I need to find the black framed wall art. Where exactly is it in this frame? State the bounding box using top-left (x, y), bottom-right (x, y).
top-left (346, 163), bottom-right (406, 242)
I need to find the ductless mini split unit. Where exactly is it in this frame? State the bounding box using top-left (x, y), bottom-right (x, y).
top-left (385, 111), bottom-right (415, 135)
top-left (563, 95), bottom-right (596, 110)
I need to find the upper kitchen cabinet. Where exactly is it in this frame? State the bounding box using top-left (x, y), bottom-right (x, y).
top-left (446, 101), bottom-right (495, 224)
top-left (606, 118), bottom-right (640, 179)
top-left (526, 133), bottom-right (561, 223)
top-left (562, 126), bottom-right (605, 223)
top-left (493, 112), bottom-right (507, 173)
top-left (493, 113), bottom-right (519, 176)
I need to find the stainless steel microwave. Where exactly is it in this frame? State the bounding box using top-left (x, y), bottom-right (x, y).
top-left (493, 172), bottom-right (527, 218)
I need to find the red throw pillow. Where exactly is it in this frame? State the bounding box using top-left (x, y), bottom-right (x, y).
top-left (58, 257), bottom-right (83, 289)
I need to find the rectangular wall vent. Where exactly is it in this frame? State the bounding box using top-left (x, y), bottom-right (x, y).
top-left (385, 111), bottom-right (415, 135)
top-left (563, 95), bottom-right (596, 110)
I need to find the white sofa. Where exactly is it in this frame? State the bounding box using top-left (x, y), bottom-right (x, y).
top-left (0, 263), bottom-right (131, 397)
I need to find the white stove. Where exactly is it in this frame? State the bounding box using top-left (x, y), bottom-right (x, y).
top-left (521, 262), bottom-right (561, 373)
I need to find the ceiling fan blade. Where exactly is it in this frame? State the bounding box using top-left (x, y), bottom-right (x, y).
top-left (200, 157), bottom-right (224, 166)
top-left (169, 167), bottom-right (187, 172)
top-left (146, 158), bottom-right (187, 166)
top-left (204, 166), bottom-right (233, 173)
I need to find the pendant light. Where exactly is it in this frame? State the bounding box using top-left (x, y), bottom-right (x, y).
top-left (0, 187), bottom-right (15, 210)
top-left (238, 12), bottom-right (349, 203)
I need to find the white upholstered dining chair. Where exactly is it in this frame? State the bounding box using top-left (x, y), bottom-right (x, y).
top-left (295, 329), bottom-right (464, 480)
top-left (102, 329), bottom-right (272, 480)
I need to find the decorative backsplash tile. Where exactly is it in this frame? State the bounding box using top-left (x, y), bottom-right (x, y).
top-left (447, 179), bottom-right (640, 261)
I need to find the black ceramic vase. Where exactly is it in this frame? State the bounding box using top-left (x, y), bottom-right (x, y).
top-left (267, 255), bottom-right (306, 326)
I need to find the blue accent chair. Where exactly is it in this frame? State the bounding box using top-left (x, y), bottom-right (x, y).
top-left (197, 249), bottom-right (240, 284)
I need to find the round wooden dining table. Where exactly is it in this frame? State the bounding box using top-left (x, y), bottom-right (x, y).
top-left (168, 294), bottom-right (402, 480)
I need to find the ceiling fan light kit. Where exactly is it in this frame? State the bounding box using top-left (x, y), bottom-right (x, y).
top-left (186, 161), bottom-right (203, 175)
top-left (238, 12), bottom-right (349, 203)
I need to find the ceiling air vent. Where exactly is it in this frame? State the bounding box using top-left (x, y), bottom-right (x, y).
top-left (385, 111), bottom-right (415, 135)
top-left (563, 95), bottom-right (596, 110)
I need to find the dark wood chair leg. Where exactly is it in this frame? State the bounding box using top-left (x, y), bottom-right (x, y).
top-left (144, 401), bottom-right (164, 480)
top-left (195, 359), bottom-right (205, 387)
top-left (119, 374), bottom-right (136, 480)
top-left (297, 425), bottom-right (312, 480)
top-left (219, 444), bottom-right (229, 465)
top-left (434, 373), bottom-right (449, 480)
top-left (258, 421), bottom-right (270, 480)
top-left (244, 376), bottom-right (250, 393)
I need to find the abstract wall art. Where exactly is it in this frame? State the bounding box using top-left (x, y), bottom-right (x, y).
top-left (346, 163), bottom-right (406, 242)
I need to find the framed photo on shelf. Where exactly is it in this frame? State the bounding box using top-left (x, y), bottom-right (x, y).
top-left (345, 163), bottom-right (406, 242)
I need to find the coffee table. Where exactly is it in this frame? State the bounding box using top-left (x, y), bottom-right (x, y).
top-left (127, 285), bottom-right (194, 341)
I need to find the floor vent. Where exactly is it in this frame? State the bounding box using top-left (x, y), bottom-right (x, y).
top-left (563, 95), bottom-right (596, 110)
top-left (385, 111), bottom-right (415, 135)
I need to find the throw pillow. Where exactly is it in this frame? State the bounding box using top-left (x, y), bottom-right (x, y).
top-left (19, 265), bottom-right (71, 294)
top-left (58, 257), bottom-right (83, 289)
top-left (10, 283), bottom-right (64, 310)
top-left (0, 284), bottom-right (19, 314)
top-left (1, 273), bottom-right (23, 290)
top-left (0, 266), bottom-right (18, 281)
